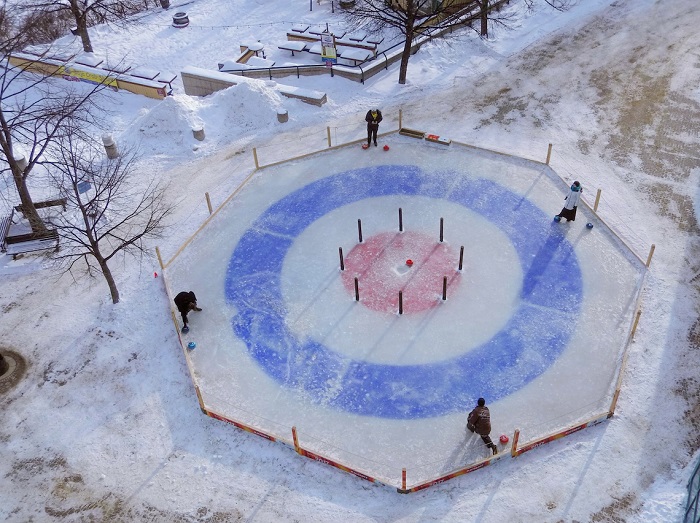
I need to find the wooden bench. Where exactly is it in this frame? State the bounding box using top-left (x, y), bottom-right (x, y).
top-left (338, 48), bottom-right (373, 65)
top-left (0, 213), bottom-right (12, 253)
top-left (14, 197), bottom-right (67, 215)
top-left (278, 41), bottom-right (308, 56)
top-left (4, 228), bottom-right (60, 259)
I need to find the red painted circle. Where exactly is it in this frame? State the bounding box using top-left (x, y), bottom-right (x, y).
top-left (341, 231), bottom-right (461, 314)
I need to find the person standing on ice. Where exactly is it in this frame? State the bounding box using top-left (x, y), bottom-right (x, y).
top-left (365, 108), bottom-right (383, 147)
top-left (467, 397), bottom-right (498, 455)
top-left (174, 291), bottom-right (202, 331)
top-left (556, 181), bottom-right (583, 222)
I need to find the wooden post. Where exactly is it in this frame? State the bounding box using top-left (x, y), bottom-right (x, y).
top-left (402, 468), bottom-right (407, 491)
top-left (545, 143), bottom-right (553, 165)
top-left (339, 247), bottom-right (344, 271)
top-left (608, 388), bottom-right (621, 418)
top-left (358, 219), bottom-right (363, 243)
top-left (252, 147), bottom-right (259, 169)
top-left (458, 246), bottom-right (464, 271)
top-left (292, 426), bottom-right (301, 454)
top-left (399, 207), bottom-right (403, 232)
top-left (327, 126), bottom-right (332, 147)
top-left (511, 429), bottom-right (520, 457)
top-left (630, 309), bottom-right (642, 340)
top-left (399, 291), bottom-right (403, 315)
top-left (155, 246), bottom-right (164, 269)
top-left (205, 192), bottom-right (213, 215)
top-left (354, 277), bottom-right (359, 301)
top-left (593, 188), bottom-right (602, 212)
top-left (646, 244), bottom-right (655, 268)
top-left (442, 276), bottom-right (447, 301)
top-left (399, 108), bottom-right (403, 129)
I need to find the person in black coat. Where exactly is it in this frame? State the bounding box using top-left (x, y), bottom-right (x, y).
top-left (365, 109), bottom-right (383, 147)
top-left (174, 291), bottom-right (202, 329)
top-left (467, 397), bottom-right (498, 455)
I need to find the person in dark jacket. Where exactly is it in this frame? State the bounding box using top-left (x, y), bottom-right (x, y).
top-left (467, 397), bottom-right (498, 455)
top-left (556, 181), bottom-right (583, 222)
top-left (365, 108), bottom-right (383, 147)
top-left (174, 291), bottom-right (202, 330)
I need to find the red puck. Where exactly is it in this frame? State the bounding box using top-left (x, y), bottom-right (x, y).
top-left (383, 144), bottom-right (390, 151)
top-left (499, 434), bottom-right (509, 444)
top-left (406, 259), bottom-right (413, 266)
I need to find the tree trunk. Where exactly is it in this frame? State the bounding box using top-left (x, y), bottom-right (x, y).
top-left (480, 0), bottom-right (488, 38)
top-left (97, 256), bottom-right (120, 304)
top-left (12, 167), bottom-right (48, 235)
top-left (398, 32), bottom-right (414, 85)
top-left (70, 0), bottom-right (93, 53)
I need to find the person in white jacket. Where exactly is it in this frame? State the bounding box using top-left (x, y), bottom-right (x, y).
top-left (556, 181), bottom-right (583, 222)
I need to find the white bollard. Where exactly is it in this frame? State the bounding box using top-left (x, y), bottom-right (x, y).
top-left (192, 125), bottom-right (205, 141)
top-left (102, 134), bottom-right (118, 159)
top-left (277, 108), bottom-right (289, 123)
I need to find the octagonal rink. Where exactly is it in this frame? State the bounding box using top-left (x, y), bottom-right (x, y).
top-left (165, 135), bottom-right (646, 487)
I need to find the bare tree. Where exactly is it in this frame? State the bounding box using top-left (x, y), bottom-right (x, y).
top-left (48, 135), bottom-right (173, 304)
top-left (0, 4), bottom-right (110, 234)
top-left (18, 0), bottom-right (156, 53)
top-left (345, 0), bottom-right (504, 84)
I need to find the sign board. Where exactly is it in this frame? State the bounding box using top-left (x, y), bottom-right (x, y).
top-left (321, 33), bottom-right (337, 66)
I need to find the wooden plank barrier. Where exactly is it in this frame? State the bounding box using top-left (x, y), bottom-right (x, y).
top-left (292, 427), bottom-right (380, 485)
top-left (512, 412), bottom-right (610, 457)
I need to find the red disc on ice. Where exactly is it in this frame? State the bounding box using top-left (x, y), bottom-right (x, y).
top-left (500, 434), bottom-right (509, 444)
top-left (341, 231), bottom-right (461, 314)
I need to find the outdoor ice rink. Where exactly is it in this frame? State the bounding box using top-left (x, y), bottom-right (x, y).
top-left (165, 135), bottom-right (646, 487)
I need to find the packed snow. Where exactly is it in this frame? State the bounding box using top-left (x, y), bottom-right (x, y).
top-left (2, 0), bottom-right (700, 521)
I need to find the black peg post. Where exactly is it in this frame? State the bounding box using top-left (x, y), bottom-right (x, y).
top-left (442, 276), bottom-right (447, 301)
top-left (399, 291), bottom-right (403, 315)
top-left (458, 246), bottom-right (464, 271)
top-left (440, 217), bottom-right (444, 243)
top-left (399, 208), bottom-right (403, 232)
top-left (354, 277), bottom-right (359, 301)
top-left (358, 219), bottom-right (363, 243)
top-left (339, 247), bottom-right (344, 271)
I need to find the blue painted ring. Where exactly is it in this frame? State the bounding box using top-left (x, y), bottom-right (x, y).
top-left (225, 166), bottom-right (583, 419)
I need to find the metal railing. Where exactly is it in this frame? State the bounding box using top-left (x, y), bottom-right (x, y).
top-left (686, 456), bottom-right (700, 523)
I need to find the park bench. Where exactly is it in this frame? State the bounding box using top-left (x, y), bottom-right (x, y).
top-left (338, 48), bottom-right (373, 65)
top-left (14, 197), bottom-right (67, 215)
top-left (4, 229), bottom-right (60, 259)
top-left (278, 41), bottom-right (308, 56)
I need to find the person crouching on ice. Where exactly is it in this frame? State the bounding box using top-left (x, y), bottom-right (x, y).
top-left (467, 397), bottom-right (498, 455)
top-left (174, 290), bottom-right (202, 331)
top-left (556, 180), bottom-right (583, 222)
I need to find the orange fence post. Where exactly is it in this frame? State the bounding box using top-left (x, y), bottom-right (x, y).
top-left (511, 429), bottom-right (520, 457)
top-left (646, 244), bottom-right (656, 268)
top-left (292, 426), bottom-right (301, 454)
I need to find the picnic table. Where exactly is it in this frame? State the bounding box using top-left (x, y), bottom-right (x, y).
top-left (339, 48), bottom-right (373, 65)
top-left (247, 42), bottom-right (265, 57)
top-left (74, 53), bottom-right (103, 67)
top-left (278, 41), bottom-right (307, 56)
top-left (307, 43), bottom-right (323, 55)
top-left (129, 67), bottom-right (160, 81)
top-left (291, 23), bottom-right (310, 33)
top-left (366, 35), bottom-right (384, 45)
top-left (157, 72), bottom-right (177, 88)
top-left (348, 31), bottom-right (367, 42)
top-left (309, 28), bottom-right (346, 39)
top-left (102, 61), bottom-right (132, 74)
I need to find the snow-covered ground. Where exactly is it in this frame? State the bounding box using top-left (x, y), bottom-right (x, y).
top-left (2, 0), bottom-right (700, 521)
